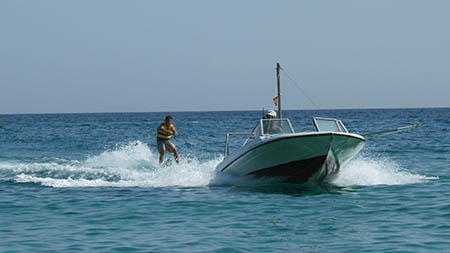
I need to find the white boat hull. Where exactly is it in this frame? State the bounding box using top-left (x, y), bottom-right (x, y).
top-left (216, 132), bottom-right (365, 184)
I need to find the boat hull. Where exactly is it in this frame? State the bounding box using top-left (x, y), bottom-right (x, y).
top-left (216, 132), bottom-right (365, 184)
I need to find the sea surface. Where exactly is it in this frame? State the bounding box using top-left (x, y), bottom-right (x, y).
top-left (0, 108), bottom-right (449, 252)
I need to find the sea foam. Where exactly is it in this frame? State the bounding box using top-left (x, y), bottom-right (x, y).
top-left (11, 141), bottom-right (221, 188)
top-left (332, 155), bottom-right (438, 187)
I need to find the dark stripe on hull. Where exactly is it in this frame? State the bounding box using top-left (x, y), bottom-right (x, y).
top-left (248, 155), bottom-right (330, 184)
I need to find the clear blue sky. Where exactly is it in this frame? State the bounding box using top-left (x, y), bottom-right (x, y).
top-left (1, 0), bottom-right (449, 114)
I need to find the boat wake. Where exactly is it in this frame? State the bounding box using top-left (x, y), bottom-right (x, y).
top-left (0, 141), bottom-right (437, 188)
top-left (1, 141), bottom-right (221, 188)
top-left (332, 154), bottom-right (438, 187)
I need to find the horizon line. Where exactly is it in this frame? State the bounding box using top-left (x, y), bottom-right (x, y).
top-left (1, 106), bottom-right (449, 116)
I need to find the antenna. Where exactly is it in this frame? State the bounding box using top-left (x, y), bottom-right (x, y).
top-left (276, 62), bottom-right (282, 119)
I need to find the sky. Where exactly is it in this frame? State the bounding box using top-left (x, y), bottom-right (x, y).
top-left (0, 0), bottom-right (449, 114)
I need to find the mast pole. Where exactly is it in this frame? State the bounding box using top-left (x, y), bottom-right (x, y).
top-left (276, 62), bottom-right (282, 119)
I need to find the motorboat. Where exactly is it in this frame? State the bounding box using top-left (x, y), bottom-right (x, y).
top-left (216, 63), bottom-right (366, 184)
top-left (216, 116), bottom-right (366, 183)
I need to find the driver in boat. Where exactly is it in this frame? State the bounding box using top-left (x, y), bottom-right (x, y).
top-left (157, 115), bottom-right (180, 164)
top-left (264, 110), bottom-right (283, 134)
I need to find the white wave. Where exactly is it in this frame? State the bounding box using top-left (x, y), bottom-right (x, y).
top-left (15, 174), bottom-right (123, 188)
top-left (14, 160), bottom-right (221, 188)
top-left (332, 155), bottom-right (438, 187)
top-left (84, 141), bottom-right (156, 170)
top-left (8, 141), bottom-right (223, 188)
top-left (3, 141), bottom-right (438, 188)
top-left (0, 160), bottom-right (87, 175)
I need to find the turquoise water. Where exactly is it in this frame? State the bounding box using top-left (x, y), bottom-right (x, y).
top-left (0, 108), bottom-right (449, 252)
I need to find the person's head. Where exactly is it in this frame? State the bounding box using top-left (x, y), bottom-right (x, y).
top-left (265, 110), bottom-right (277, 119)
top-left (165, 115), bottom-right (173, 124)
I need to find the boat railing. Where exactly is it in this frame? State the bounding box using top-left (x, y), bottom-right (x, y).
top-left (225, 132), bottom-right (253, 156)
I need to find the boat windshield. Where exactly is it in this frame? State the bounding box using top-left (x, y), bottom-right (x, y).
top-left (313, 117), bottom-right (348, 133)
top-left (261, 119), bottom-right (294, 135)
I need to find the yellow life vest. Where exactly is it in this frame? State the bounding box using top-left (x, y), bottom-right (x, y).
top-left (157, 123), bottom-right (174, 140)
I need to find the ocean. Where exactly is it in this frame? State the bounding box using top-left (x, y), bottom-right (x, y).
top-left (0, 108), bottom-right (449, 252)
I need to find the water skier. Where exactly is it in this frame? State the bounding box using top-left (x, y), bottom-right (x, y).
top-left (157, 115), bottom-right (180, 164)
